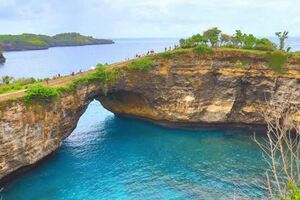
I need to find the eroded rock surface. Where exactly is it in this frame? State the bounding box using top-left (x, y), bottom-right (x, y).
top-left (0, 84), bottom-right (102, 180)
top-left (101, 51), bottom-right (300, 127)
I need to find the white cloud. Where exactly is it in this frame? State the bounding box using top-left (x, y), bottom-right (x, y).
top-left (0, 0), bottom-right (299, 37)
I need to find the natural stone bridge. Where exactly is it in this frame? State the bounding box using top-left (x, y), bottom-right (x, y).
top-left (1, 49), bottom-right (300, 181)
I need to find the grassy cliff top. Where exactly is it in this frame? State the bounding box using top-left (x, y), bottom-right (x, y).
top-left (0, 33), bottom-right (114, 51)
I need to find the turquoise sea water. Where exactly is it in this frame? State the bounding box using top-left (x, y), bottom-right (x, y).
top-left (1, 38), bottom-right (300, 199)
top-left (1, 101), bottom-right (267, 200)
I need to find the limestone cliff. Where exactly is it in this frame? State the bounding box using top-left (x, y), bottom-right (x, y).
top-left (0, 49), bottom-right (300, 181)
top-left (100, 50), bottom-right (300, 128)
top-left (0, 83), bottom-right (103, 180)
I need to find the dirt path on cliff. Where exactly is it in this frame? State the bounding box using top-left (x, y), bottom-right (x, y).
top-left (0, 61), bottom-right (129, 102)
top-left (0, 72), bottom-right (90, 102)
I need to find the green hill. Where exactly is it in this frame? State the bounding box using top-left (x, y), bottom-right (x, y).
top-left (0, 33), bottom-right (114, 51)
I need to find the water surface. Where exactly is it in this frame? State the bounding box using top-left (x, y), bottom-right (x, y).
top-left (0, 38), bottom-right (178, 78)
top-left (1, 101), bottom-right (267, 200)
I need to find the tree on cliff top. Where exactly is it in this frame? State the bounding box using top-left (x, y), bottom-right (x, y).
top-left (275, 31), bottom-right (289, 51)
top-left (203, 27), bottom-right (222, 47)
top-left (2, 76), bottom-right (13, 85)
top-left (220, 34), bottom-right (231, 46)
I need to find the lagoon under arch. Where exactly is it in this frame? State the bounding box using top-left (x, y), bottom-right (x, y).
top-left (1, 100), bottom-right (268, 199)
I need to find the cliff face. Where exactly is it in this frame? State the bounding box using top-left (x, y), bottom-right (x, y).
top-left (100, 51), bottom-right (300, 128)
top-left (0, 84), bottom-right (103, 180)
top-left (0, 49), bottom-right (300, 181)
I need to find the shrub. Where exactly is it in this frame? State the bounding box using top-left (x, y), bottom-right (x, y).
top-left (281, 183), bottom-right (300, 200)
top-left (0, 77), bottom-right (37, 94)
top-left (127, 57), bottom-right (154, 71)
top-left (179, 38), bottom-right (196, 48)
top-left (254, 38), bottom-right (276, 51)
top-left (60, 64), bottom-right (121, 93)
top-left (2, 76), bottom-right (13, 84)
top-left (193, 45), bottom-right (213, 54)
top-left (158, 49), bottom-right (187, 59)
top-left (24, 84), bottom-right (59, 104)
top-left (268, 50), bottom-right (288, 73)
top-left (255, 44), bottom-right (276, 51)
top-left (160, 51), bottom-right (173, 59)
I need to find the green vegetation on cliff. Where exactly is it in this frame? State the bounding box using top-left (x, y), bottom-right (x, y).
top-left (268, 51), bottom-right (288, 73)
top-left (127, 57), bottom-right (154, 71)
top-left (178, 28), bottom-right (296, 73)
top-left (193, 45), bottom-right (213, 54)
top-left (0, 77), bottom-right (36, 94)
top-left (24, 84), bottom-right (59, 104)
top-left (58, 64), bottom-right (121, 96)
top-left (179, 28), bottom-right (277, 51)
top-left (0, 33), bottom-right (114, 51)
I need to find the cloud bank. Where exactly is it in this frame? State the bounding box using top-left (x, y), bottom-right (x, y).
top-left (0, 0), bottom-right (299, 37)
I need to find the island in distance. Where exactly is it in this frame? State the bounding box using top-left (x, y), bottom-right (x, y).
top-left (0, 32), bottom-right (114, 51)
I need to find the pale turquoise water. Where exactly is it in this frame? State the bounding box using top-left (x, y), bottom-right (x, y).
top-left (2, 38), bottom-right (299, 199)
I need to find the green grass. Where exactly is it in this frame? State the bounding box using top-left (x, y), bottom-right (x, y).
top-left (0, 78), bottom-right (36, 94)
top-left (268, 51), bottom-right (288, 73)
top-left (127, 57), bottom-right (154, 71)
top-left (193, 45), bottom-right (213, 54)
top-left (156, 49), bottom-right (187, 59)
top-left (24, 84), bottom-right (60, 104)
top-left (58, 64), bottom-right (121, 95)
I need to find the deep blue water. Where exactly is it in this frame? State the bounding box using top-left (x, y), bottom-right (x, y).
top-left (2, 38), bottom-right (299, 199)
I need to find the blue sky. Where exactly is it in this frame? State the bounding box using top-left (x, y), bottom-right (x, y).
top-left (0, 0), bottom-right (300, 38)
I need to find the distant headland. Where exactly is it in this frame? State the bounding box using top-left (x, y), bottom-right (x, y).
top-left (0, 32), bottom-right (114, 51)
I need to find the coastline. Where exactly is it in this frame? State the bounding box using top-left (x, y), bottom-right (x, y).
top-left (1, 41), bottom-right (114, 52)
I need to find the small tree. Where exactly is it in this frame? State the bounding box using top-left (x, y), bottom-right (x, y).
top-left (232, 30), bottom-right (244, 47)
top-left (191, 34), bottom-right (208, 45)
top-left (275, 31), bottom-right (289, 51)
top-left (220, 34), bottom-right (231, 46)
top-left (2, 75), bottom-right (13, 85)
top-left (242, 34), bottom-right (258, 49)
top-left (203, 27), bottom-right (222, 47)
